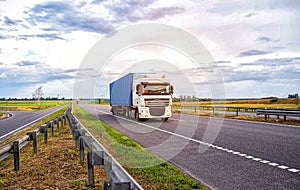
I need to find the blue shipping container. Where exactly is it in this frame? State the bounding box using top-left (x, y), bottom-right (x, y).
top-left (109, 73), bottom-right (133, 106)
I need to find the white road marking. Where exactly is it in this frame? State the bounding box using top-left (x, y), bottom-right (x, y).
top-left (268, 163), bottom-right (279, 167)
top-left (278, 165), bottom-right (289, 170)
top-left (260, 160), bottom-right (270, 164)
top-left (288, 168), bottom-right (300, 173)
top-left (0, 107), bottom-right (65, 140)
top-left (253, 158), bottom-right (262, 161)
top-left (96, 108), bottom-right (300, 175)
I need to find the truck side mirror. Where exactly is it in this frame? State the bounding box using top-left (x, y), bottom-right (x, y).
top-left (170, 85), bottom-right (174, 94)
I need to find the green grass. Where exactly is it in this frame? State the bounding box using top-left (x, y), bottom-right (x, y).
top-left (0, 106), bottom-right (70, 146)
top-left (0, 100), bottom-right (71, 112)
top-left (0, 113), bottom-right (4, 117)
top-left (73, 105), bottom-right (207, 190)
top-left (0, 100), bottom-right (69, 107)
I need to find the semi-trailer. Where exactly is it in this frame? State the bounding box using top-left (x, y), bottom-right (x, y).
top-left (109, 73), bottom-right (173, 121)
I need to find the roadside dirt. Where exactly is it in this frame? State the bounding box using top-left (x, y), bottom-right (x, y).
top-left (0, 113), bottom-right (10, 120)
top-left (0, 122), bottom-right (105, 189)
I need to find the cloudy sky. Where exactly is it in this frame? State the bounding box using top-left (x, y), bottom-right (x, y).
top-left (0, 0), bottom-right (299, 99)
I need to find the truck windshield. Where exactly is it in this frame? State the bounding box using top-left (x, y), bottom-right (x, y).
top-left (142, 84), bottom-right (170, 95)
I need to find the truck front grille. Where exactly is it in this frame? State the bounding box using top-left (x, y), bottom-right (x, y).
top-left (149, 107), bottom-right (166, 116)
top-left (145, 99), bottom-right (169, 107)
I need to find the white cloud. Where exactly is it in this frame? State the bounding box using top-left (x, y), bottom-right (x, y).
top-left (0, 0), bottom-right (299, 98)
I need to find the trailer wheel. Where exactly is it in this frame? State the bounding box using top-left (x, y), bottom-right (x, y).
top-left (111, 107), bottom-right (115, 115)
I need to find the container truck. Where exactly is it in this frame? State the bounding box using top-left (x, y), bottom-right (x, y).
top-left (109, 73), bottom-right (173, 121)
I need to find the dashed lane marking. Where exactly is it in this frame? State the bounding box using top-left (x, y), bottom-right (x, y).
top-left (288, 169), bottom-right (300, 173)
top-left (278, 165), bottom-right (289, 170)
top-left (260, 160), bottom-right (270, 164)
top-left (268, 163), bottom-right (279, 167)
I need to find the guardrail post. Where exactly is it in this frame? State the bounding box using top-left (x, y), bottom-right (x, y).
top-left (73, 129), bottom-right (80, 148)
top-left (79, 136), bottom-right (85, 162)
top-left (104, 152), bottom-right (112, 180)
top-left (28, 131), bottom-right (38, 153)
top-left (33, 132), bottom-right (38, 153)
top-left (60, 116), bottom-right (63, 127)
top-left (13, 141), bottom-right (20, 171)
top-left (87, 150), bottom-right (95, 187)
top-left (48, 121), bottom-right (54, 137)
top-left (79, 136), bottom-right (92, 162)
top-left (56, 117), bottom-right (59, 129)
top-left (63, 114), bottom-right (67, 125)
top-left (45, 125), bottom-right (48, 143)
top-left (39, 125), bottom-right (48, 144)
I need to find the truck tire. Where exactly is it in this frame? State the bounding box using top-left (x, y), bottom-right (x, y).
top-left (163, 118), bottom-right (168, 122)
top-left (111, 107), bottom-right (114, 115)
top-left (135, 109), bottom-right (139, 120)
top-left (111, 107), bottom-right (116, 115)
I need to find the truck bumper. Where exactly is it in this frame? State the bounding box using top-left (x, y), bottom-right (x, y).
top-left (138, 106), bottom-right (172, 119)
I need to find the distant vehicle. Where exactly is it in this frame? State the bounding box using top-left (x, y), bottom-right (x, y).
top-left (109, 73), bottom-right (174, 121)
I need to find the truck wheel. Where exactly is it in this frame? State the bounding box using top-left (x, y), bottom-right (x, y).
top-left (163, 118), bottom-right (168, 122)
top-left (135, 109), bottom-right (139, 120)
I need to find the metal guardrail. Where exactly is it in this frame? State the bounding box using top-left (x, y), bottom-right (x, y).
top-left (257, 109), bottom-right (300, 121)
top-left (174, 105), bottom-right (259, 116)
top-left (67, 108), bottom-right (143, 190)
top-left (0, 114), bottom-right (66, 170)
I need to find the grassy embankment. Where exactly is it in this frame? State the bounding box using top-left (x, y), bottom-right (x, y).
top-left (73, 105), bottom-right (207, 190)
top-left (0, 106), bottom-right (105, 189)
top-left (0, 100), bottom-right (71, 111)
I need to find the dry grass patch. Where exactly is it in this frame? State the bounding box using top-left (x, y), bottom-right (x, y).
top-left (0, 120), bottom-right (105, 189)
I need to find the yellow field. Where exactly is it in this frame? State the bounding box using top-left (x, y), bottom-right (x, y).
top-left (173, 98), bottom-right (300, 109)
top-left (0, 100), bottom-right (71, 111)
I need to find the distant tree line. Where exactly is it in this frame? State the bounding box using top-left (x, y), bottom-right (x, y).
top-left (288, 93), bottom-right (299, 98)
top-left (0, 97), bottom-right (70, 101)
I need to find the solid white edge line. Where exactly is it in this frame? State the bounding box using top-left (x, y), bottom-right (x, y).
top-left (0, 106), bottom-right (65, 140)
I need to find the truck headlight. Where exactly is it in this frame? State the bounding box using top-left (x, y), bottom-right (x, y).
top-left (141, 107), bottom-right (149, 114)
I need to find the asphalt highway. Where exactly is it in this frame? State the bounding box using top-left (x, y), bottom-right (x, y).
top-left (81, 104), bottom-right (300, 190)
top-left (0, 106), bottom-right (65, 140)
